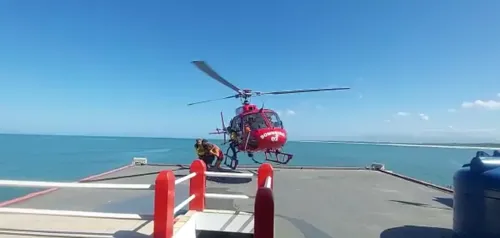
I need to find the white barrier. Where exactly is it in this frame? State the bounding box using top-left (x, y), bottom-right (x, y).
top-left (175, 172), bottom-right (196, 185)
top-left (0, 180), bottom-right (154, 190)
top-left (0, 207), bottom-right (148, 219)
top-left (205, 171), bottom-right (254, 178)
top-left (264, 176), bottom-right (272, 189)
top-left (174, 195), bottom-right (196, 214)
top-left (171, 161), bottom-right (258, 215)
top-left (0, 162), bottom-right (155, 220)
top-left (205, 193), bottom-right (250, 199)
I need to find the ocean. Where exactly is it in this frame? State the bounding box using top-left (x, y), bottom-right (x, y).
top-left (0, 133), bottom-right (490, 202)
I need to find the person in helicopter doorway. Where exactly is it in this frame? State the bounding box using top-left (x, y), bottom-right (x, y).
top-left (242, 122), bottom-right (255, 158)
top-left (201, 139), bottom-right (224, 170)
top-left (227, 126), bottom-right (239, 157)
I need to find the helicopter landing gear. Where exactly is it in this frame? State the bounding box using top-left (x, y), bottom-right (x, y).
top-left (224, 144), bottom-right (239, 170)
top-left (264, 149), bottom-right (293, 165)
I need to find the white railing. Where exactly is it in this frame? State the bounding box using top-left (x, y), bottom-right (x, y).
top-left (0, 180), bottom-right (155, 221)
top-left (205, 171), bottom-right (254, 178)
top-left (171, 159), bottom-right (259, 213)
top-left (264, 176), bottom-right (272, 189)
top-left (0, 207), bottom-right (150, 219)
top-left (0, 180), bottom-right (154, 190)
top-left (0, 159), bottom-right (275, 238)
top-left (171, 159), bottom-right (275, 238)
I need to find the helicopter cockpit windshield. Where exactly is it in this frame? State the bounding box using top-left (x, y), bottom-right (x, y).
top-left (265, 111), bottom-right (283, 128)
top-left (243, 113), bottom-right (268, 130)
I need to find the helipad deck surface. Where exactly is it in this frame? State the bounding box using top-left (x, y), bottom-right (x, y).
top-left (0, 164), bottom-right (455, 238)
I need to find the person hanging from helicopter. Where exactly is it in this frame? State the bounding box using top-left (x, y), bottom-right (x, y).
top-left (201, 139), bottom-right (224, 169)
top-left (227, 116), bottom-right (246, 158)
top-left (228, 127), bottom-right (239, 156)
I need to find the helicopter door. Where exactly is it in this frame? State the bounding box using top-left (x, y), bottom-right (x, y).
top-left (230, 117), bottom-right (242, 141)
top-left (242, 113), bottom-right (267, 149)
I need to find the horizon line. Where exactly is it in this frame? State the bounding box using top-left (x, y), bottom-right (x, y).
top-left (0, 132), bottom-right (499, 145)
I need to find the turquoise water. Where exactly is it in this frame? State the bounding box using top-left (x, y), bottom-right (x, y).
top-left (0, 134), bottom-right (483, 202)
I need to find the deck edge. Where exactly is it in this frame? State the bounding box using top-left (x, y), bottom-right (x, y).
top-left (146, 163), bottom-right (369, 170)
top-left (377, 169), bottom-right (453, 194)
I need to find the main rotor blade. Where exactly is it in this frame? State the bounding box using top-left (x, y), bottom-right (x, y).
top-left (187, 95), bottom-right (237, 106)
top-left (256, 87), bottom-right (351, 96)
top-left (191, 61), bottom-right (241, 93)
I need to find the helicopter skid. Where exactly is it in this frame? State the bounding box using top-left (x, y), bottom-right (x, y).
top-left (223, 144), bottom-right (293, 170)
top-left (264, 149), bottom-right (293, 165)
top-left (224, 145), bottom-right (239, 170)
top-left (223, 156), bottom-right (239, 170)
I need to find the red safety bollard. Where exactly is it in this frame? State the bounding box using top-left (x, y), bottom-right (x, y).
top-left (153, 170), bottom-right (175, 238)
top-left (254, 187), bottom-right (275, 238)
top-left (257, 163), bottom-right (274, 189)
top-left (189, 159), bottom-right (206, 211)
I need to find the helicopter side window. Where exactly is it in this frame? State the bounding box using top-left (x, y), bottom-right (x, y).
top-left (265, 112), bottom-right (283, 128)
top-left (231, 117), bottom-right (242, 131)
top-left (243, 114), bottom-right (268, 130)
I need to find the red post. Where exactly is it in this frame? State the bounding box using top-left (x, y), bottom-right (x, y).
top-left (189, 159), bottom-right (206, 211)
top-left (257, 163), bottom-right (274, 189)
top-left (153, 170), bottom-right (175, 238)
top-left (254, 187), bottom-right (275, 238)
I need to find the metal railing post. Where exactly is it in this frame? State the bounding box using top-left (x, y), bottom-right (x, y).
top-left (153, 170), bottom-right (175, 238)
top-left (257, 163), bottom-right (274, 189)
top-left (254, 187), bottom-right (275, 238)
top-left (189, 159), bottom-right (206, 211)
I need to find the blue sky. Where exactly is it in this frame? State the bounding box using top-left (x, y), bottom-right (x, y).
top-left (0, 0), bottom-right (499, 142)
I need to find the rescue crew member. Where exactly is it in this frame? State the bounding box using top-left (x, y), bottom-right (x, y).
top-left (228, 129), bottom-right (239, 157)
top-left (194, 138), bottom-right (205, 159)
top-left (202, 139), bottom-right (224, 169)
top-left (244, 123), bottom-right (251, 133)
top-left (195, 138), bottom-right (215, 167)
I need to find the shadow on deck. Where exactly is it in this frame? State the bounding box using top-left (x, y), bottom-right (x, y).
top-left (381, 225), bottom-right (454, 238)
top-left (0, 227), bottom-right (151, 238)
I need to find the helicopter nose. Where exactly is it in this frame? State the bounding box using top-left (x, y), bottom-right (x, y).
top-left (259, 130), bottom-right (287, 146)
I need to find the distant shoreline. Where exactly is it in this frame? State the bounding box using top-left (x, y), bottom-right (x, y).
top-left (1, 133), bottom-right (499, 150)
top-left (298, 140), bottom-right (500, 150)
top-left (331, 141), bottom-right (500, 148)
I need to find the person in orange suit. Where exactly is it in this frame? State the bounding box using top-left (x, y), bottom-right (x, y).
top-left (202, 139), bottom-right (224, 170)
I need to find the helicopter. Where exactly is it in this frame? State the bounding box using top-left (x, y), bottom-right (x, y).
top-left (188, 60), bottom-right (350, 169)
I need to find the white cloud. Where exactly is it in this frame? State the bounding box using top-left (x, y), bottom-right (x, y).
top-left (384, 119), bottom-right (391, 123)
top-left (276, 109), bottom-right (296, 116)
top-left (497, 93), bottom-right (500, 97)
top-left (447, 109), bottom-right (456, 113)
top-left (425, 126), bottom-right (497, 133)
top-left (461, 100), bottom-right (500, 110)
top-left (419, 113), bottom-right (429, 121)
top-left (396, 112), bottom-right (410, 116)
